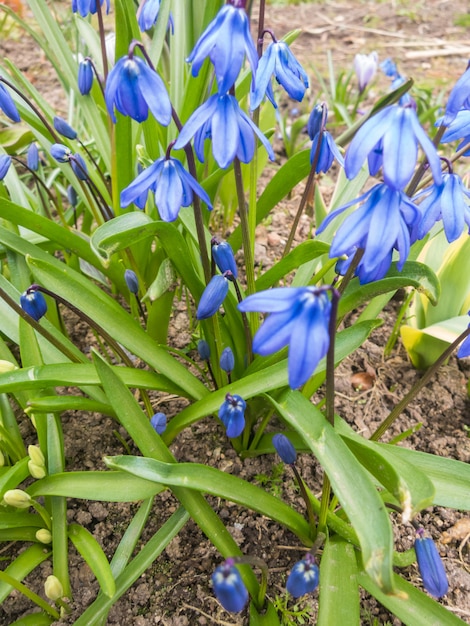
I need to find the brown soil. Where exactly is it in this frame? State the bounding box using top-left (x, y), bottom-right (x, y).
top-left (1, 1), bottom-right (470, 625)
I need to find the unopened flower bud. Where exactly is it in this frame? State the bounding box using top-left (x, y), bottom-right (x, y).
top-left (150, 412), bottom-right (167, 434)
top-left (212, 239), bottom-right (238, 278)
top-left (27, 143), bottom-right (39, 171)
top-left (78, 59), bottom-right (94, 95)
top-left (196, 274), bottom-right (230, 320)
top-left (53, 116), bottom-right (77, 140)
top-left (20, 288), bottom-right (47, 322)
top-left (44, 575), bottom-right (63, 602)
top-left (28, 461), bottom-right (47, 479)
top-left (0, 154), bottom-right (12, 180)
top-left (415, 530), bottom-right (448, 599)
top-left (0, 359), bottom-right (17, 373)
top-left (197, 339), bottom-right (211, 361)
top-left (272, 433), bottom-right (297, 464)
top-left (36, 528), bottom-right (52, 544)
top-left (220, 347), bottom-right (235, 373)
top-left (124, 269), bottom-right (139, 294)
top-left (3, 489), bottom-right (32, 509)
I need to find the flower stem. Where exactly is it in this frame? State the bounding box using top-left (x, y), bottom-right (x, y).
top-left (95, 0), bottom-right (109, 81)
top-left (406, 124), bottom-right (446, 196)
top-left (291, 464), bottom-right (317, 536)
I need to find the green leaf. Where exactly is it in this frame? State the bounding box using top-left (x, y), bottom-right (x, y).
top-left (250, 600), bottom-right (281, 625)
top-left (104, 455), bottom-right (312, 545)
top-left (269, 391), bottom-right (395, 593)
top-left (68, 523), bottom-right (116, 598)
top-left (318, 537), bottom-right (360, 626)
top-left (0, 544), bottom-right (50, 604)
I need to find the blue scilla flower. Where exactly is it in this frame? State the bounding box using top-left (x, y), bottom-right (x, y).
top-left (197, 339), bottom-right (211, 361)
top-left (380, 57), bottom-right (398, 79)
top-left (27, 143), bottom-right (39, 171)
top-left (78, 59), bottom-right (94, 95)
top-left (150, 412), bottom-right (167, 435)
top-left (124, 269), bottom-right (139, 294)
top-left (187, 3), bottom-right (257, 94)
top-left (0, 154), bottom-right (12, 180)
top-left (72, 0), bottom-right (110, 18)
top-left (220, 347), bottom-right (235, 374)
top-left (54, 116), bottom-right (77, 140)
top-left (272, 433), bottom-right (297, 464)
top-left (415, 531), bottom-right (448, 599)
top-left (219, 393), bottom-right (246, 438)
top-left (196, 273), bottom-right (231, 320)
top-left (307, 105), bottom-right (344, 174)
top-left (286, 553), bottom-right (319, 598)
top-left (439, 110), bottom-right (470, 155)
top-left (443, 62), bottom-right (470, 125)
top-left (353, 51), bottom-right (378, 94)
top-left (317, 183), bottom-right (420, 284)
top-left (173, 93), bottom-right (274, 169)
top-left (70, 153), bottom-right (88, 180)
top-left (416, 173), bottom-right (470, 243)
top-left (344, 104), bottom-right (442, 190)
top-left (251, 40), bottom-right (309, 110)
top-left (20, 287), bottom-right (47, 322)
top-left (212, 558), bottom-right (249, 613)
top-left (50, 143), bottom-right (72, 163)
top-left (137, 0), bottom-right (173, 33)
top-left (212, 239), bottom-right (238, 278)
top-left (121, 156), bottom-right (212, 221)
top-left (105, 54), bottom-right (172, 125)
top-left (0, 81), bottom-right (20, 123)
top-left (238, 287), bottom-right (332, 389)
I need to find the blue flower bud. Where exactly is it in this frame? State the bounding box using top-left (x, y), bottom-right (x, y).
top-left (197, 339), bottom-right (211, 361)
top-left (286, 553), bottom-right (319, 598)
top-left (50, 143), bottom-right (72, 163)
top-left (307, 104), bottom-right (325, 141)
top-left (78, 59), bottom-right (94, 95)
top-left (219, 393), bottom-right (246, 438)
top-left (26, 143), bottom-right (39, 171)
top-left (53, 116), bottom-right (77, 140)
top-left (124, 269), bottom-right (139, 294)
top-left (415, 532), bottom-right (448, 599)
top-left (67, 185), bottom-right (78, 207)
top-left (272, 433), bottom-right (297, 464)
top-left (212, 240), bottom-right (238, 278)
top-left (0, 154), bottom-right (12, 180)
top-left (196, 274), bottom-right (229, 320)
top-left (71, 153), bottom-right (88, 180)
top-left (212, 558), bottom-right (248, 613)
top-left (220, 347), bottom-right (234, 373)
top-left (0, 82), bottom-right (20, 123)
top-left (20, 288), bottom-right (47, 321)
top-left (150, 412), bottom-right (167, 435)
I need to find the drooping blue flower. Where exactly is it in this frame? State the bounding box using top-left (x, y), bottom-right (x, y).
top-left (416, 173), bottom-right (470, 243)
top-left (415, 532), bottom-right (448, 599)
top-left (212, 239), bottom-right (238, 278)
top-left (20, 288), bottom-right (47, 321)
top-left (196, 274), bottom-right (230, 320)
top-left (0, 82), bottom-right (20, 123)
top-left (317, 183), bottom-right (420, 284)
top-left (307, 104), bottom-right (344, 174)
top-left (50, 143), bottom-right (72, 163)
top-left (72, 0), bottom-right (110, 18)
top-left (26, 143), bottom-right (39, 171)
top-left (105, 55), bottom-right (172, 125)
top-left (0, 154), bottom-right (12, 180)
top-left (251, 41), bottom-right (309, 110)
top-left (344, 104), bottom-right (442, 190)
top-left (220, 347), bottom-right (235, 374)
top-left (187, 4), bottom-right (257, 94)
top-left (137, 0), bottom-right (173, 33)
top-left (286, 553), bottom-right (319, 598)
top-left (150, 412), bottom-right (167, 435)
top-left (238, 287), bottom-right (332, 389)
top-left (353, 51), bottom-right (378, 93)
top-left (380, 57), bottom-right (399, 79)
top-left (54, 116), bottom-right (77, 140)
top-left (124, 269), bottom-right (139, 294)
top-left (78, 59), bottom-right (94, 95)
top-left (197, 339), bottom-right (211, 361)
top-left (71, 153), bottom-right (88, 180)
top-left (439, 109), bottom-right (470, 155)
top-left (218, 393), bottom-right (246, 438)
top-left (272, 433), bottom-right (297, 464)
top-left (212, 558), bottom-right (249, 613)
top-left (67, 185), bottom-right (78, 207)
top-left (121, 156), bottom-right (212, 221)
top-left (443, 62), bottom-right (470, 125)
top-left (173, 93), bottom-right (274, 169)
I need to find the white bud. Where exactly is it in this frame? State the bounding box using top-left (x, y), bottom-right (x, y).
top-left (28, 445), bottom-right (45, 466)
top-left (0, 360), bottom-right (17, 373)
top-left (36, 528), bottom-right (52, 544)
top-left (28, 460), bottom-right (47, 479)
top-left (44, 575), bottom-right (63, 602)
top-left (3, 489), bottom-right (31, 509)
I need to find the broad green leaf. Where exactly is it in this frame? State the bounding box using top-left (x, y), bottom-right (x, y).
top-left (90, 213), bottom-right (158, 265)
top-left (269, 391), bottom-right (395, 593)
top-left (318, 537), bottom-right (360, 626)
top-left (0, 544), bottom-right (50, 604)
top-left (26, 395), bottom-right (115, 417)
top-left (68, 524), bottom-right (116, 598)
top-left (105, 455), bottom-right (312, 545)
top-left (0, 458), bottom-right (30, 498)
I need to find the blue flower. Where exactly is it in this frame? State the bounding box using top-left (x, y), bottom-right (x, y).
top-left (286, 553), bottom-right (319, 598)
top-left (67, 185), bottom-right (78, 208)
top-left (137, 0), bottom-right (173, 33)
top-left (307, 104), bottom-right (344, 174)
top-left (72, 0), bottom-right (110, 18)
top-left (344, 104), bottom-right (442, 190)
top-left (197, 339), bottom-right (211, 361)
top-left (124, 269), bottom-right (139, 294)
top-left (121, 156), bottom-right (212, 221)
top-left (50, 143), bottom-right (72, 163)
top-left (251, 41), bottom-right (308, 110)
top-left (54, 116), bottom-right (77, 140)
top-left (173, 93), bottom-right (274, 169)
top-left (105, 55), bottom-right (172, 125)
top-left (27, 143), bottom-right (39, 171)
top-left (78, 59), bottom-right (94, 95)
top-left (416, 173), bottom-right (470, 243)
top-left (150, 412), bottom-right (167, 435)
top-left (212, 239), bottom-right (238, 278)
top-left (212, 558), bottom-right (249, 613)
top-left (439, 110), bottom-right (470, 154)
top-left (317, 183), bottom-right (420, 284)
top-left (71, 153), bottom-right (88, 180)
top-left (218, 394), bottom-right (246, 438)
top-left (196, 274), bottom-right (230, 320)
top-left (238, 287), bottom-right (332, 389)
top-left (443, 62), bottom-right (470, 125)
top-left (0, 154), bottom-right (12, 180)
top-left (187, 4), bottom-right (257, 94)
top-left (272, 433), bottom-right (297, 464)
top-left (380, 57), bottom-right (399, 79)
top-left (0, 82), bottom-right (20, 123)
top-left (220, 347), bottom-right (235, 374)
top-left (353, 51), bottom-right (378, 93)
top-left (415, 532), bottom-right (448, 599)
top-left (457, 319), bottom-right (470, 358)
top-left (20, 288), bottom-right (47, 321)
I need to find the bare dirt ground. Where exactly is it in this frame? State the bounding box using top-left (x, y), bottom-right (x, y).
top-left (1, 1), bottom-right (470, 624)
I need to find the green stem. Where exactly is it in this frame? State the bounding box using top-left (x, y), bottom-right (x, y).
top-left (291, 464), bottom-right (316, 535)
top-left (95, 0), bottom-right (109, 81)
top-left (405, 124), bottom-right (446, 196)
top-left (233, 157), bottom-right (256, 296)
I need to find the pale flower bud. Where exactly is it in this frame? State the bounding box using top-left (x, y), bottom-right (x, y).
top-left (28, 461), bottom-right (47, 479)
top-left (3, 489), bottom-right (32, 509)
top-left (44, 575), bottom-right (63, 602)
top-left (36, 528), bottom-right (52, 544)
top-left (0, 359), bottom-right (17, 373)
top-left (28, 445), bottom-right (45, 466)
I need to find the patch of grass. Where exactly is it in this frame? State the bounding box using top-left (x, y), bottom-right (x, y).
top-left (255, 462), bottom-right (286, 497)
